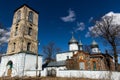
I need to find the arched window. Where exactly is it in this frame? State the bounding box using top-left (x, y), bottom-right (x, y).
top-left (28, 11), bottom-right (33, 23)
top-left (93, 61), bottom-right (96, 70)
top-left (15, 27), bottom-right (18, 36)
top-left (12, 43), bottom-right (16, 52)
top-left (28, 27), bottom-right (32, 36)
top-left (27, 43), bottom-right (31, 51)
top-left (16, 10), bottom-right (21, 23)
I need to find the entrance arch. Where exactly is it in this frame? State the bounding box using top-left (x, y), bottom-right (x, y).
top-left (6, 60), bottom-right (13, 76)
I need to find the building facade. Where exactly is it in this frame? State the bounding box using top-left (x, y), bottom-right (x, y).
top-left (0, 5), bottom-right (42, 77)
top-left (7, 5), bottom-right (38, 54)
top-left (66, 51), bottom-right (115, 71)
top-left (56, 34), bottom-right (115, 71)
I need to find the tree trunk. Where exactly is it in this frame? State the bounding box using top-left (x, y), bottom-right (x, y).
top-left (112, 42), bottom-right (118, 71)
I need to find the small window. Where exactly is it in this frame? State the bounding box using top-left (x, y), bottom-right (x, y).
top-left (16, 10), bottom-right (21, 23)
top-left (27, 43), bottom-right (31, 51)
top-left (28, 11), bottom-right (33, 23)
top-left (79, 62), bottom-right (85, 70)
top-left (15, 27), bottom-right (18, 36)
top-left (28, 27), bottom-right (32, 36)
top-left (67, 56), bottom-right (69, 59)
top-left (93, 62), bottom-right (96, 70)
top-left (12, 43), bottom-right (16, 52)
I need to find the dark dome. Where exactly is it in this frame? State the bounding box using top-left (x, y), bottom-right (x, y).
top-left (91, 40), bottom-right (98, 48)
top-left (68, 36), bottom-right (78, 44)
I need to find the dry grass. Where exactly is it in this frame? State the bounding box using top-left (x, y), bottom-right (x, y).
top-left (0, 77), bottom-right (100, 80)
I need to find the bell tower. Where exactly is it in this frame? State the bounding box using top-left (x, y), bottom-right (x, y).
top-left (7, 5), bottom-right (39, 54)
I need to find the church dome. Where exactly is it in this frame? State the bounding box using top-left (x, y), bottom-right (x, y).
top-left (91, 40), bottom-right (98, 48)
top-left (68, 35), bottom-right (78, 44)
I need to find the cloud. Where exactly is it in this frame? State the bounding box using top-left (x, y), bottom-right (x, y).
top-left (0, 28), bottom-right (10, 45)
top-left (75, 22), bottom-right (85, 32)
top-left (89, 17), bottom-right (93, 23)
top-left (85, 32), bottom-right (90, 38)
top-left (103, 11), bottom-right (120, 25)
top-left (61, 9), bottom-right (76, 22)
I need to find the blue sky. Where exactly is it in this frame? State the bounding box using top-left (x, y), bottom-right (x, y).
top-left (0, 0), bottom-right (120, 54)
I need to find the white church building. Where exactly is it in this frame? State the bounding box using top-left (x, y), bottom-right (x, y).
top-left (56, 34), bottom-right (100, 62)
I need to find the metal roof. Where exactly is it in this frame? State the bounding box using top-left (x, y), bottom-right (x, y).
top-left (47, 61), bottom-right (66, 67)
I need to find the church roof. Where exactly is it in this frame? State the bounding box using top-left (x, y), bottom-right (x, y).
top-left (68, 33), bottom-right (78, 44)
top-left (47, 61), bottom-right (65, 67)
top-left (91, 40), bottom-right (99, 48)
top-left (91, 40), bottom-right (98, 46)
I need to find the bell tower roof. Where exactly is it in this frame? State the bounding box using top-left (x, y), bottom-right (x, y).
top-left (14, 4), bottom-right (39, 14)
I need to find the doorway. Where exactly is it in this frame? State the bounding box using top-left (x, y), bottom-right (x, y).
top-left (6, 60), bottom-right (13, 76)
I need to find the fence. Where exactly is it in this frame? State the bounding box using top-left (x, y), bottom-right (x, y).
top-left (56, 70), bottom-right (120, 80)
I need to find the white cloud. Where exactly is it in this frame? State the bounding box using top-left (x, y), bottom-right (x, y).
top-left (86, 11), bottom-right (120, 38)
top-left (0, 28), bottom-right (10, 45)
top-left (75, 22), bottom-right (85, 32)
top-left (85, 32), bottom-right (90, 38)
top-left (61, 9), bottom-right (76, 22)
top-left (89, 17), bottom-right (93, 23)
top-left (103, 11), bottom-right (120, 25)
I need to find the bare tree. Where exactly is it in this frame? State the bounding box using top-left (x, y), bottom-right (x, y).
top-left (89, 15), bottom-right (120, 71)
top-left (83, 45), bottom-right (91, 54)
top-left (42, 42), bottom-right (61, 63)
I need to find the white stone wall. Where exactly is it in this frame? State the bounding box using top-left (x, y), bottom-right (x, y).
top-left (24, 54), bottom-right (42, 76)
top-left (56, 52), bottom-right (73, 61)
top-left (41, 66), bottom-right (66, 77)
top-left (0, 53), bottom-right (42, 77)
top-left (56, 51), bottom-right (78, 61)
top-left (41, 68), bottom-right (47, 77)
top-left (92, 48), bottom-right (99, 53)
top-left (0, 53), bottom-right (25, 77)
top-left (57, 70), bottom-right (120, 80)
top-left (69, 44), bottom-right (78, 51)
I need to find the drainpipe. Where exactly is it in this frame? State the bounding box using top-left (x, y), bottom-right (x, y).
top-left (23, 53), bottom-right (26, 76)
top-left (36, 40), bottom-right (39, 77)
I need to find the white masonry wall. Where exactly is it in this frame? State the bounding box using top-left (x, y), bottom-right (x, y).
top-left (0, 53), bottom-right (42, 77)
top-left (56, 52), bottom-right (73, 61)
top-left (24, 54), bottom-right (42, 76)
top-left (69, 44), bottom-right (78, 51)
top-left (57, 70), bottom-right (120, 80)
top-left (56, 51), bottom-right (78, 61)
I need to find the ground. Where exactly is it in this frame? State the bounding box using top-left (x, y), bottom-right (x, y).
top-left (0, 77), bottom-right (102, 80)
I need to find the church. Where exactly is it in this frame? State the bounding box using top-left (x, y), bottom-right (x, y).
top-left (46, 34), bottom-right (115, 74)
top-left (0, 5), bottom-right (42, 77)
